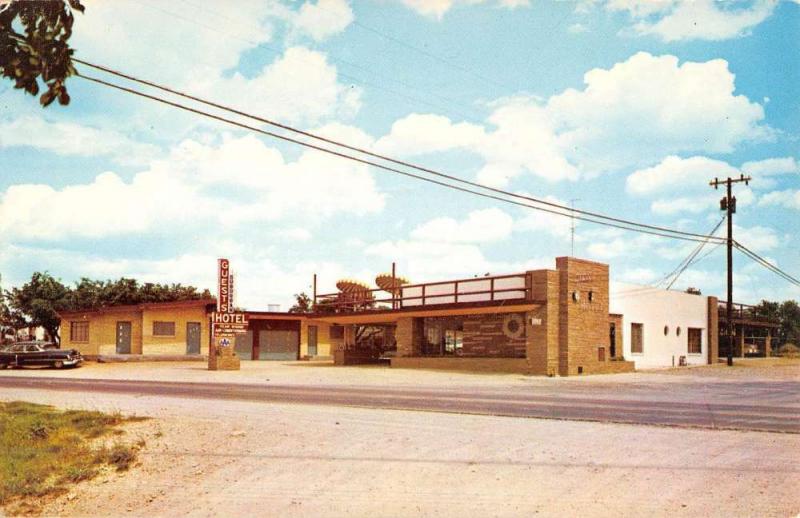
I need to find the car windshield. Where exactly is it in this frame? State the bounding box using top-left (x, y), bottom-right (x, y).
top-left (42, 344), bottom-right (58, 350)
top-left (25, 345), bottom-right (41, 352)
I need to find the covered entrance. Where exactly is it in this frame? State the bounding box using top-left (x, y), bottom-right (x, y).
top-left (234, 315), bottom-right (302, 360)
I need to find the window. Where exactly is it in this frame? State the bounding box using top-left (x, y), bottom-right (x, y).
top-left (70, 321), bottom-right (89, 342)
top-left (688, 328), bottom-right (702, 354)
top-left (631, 323), bottom-right (644, 354)
top-left (444, 329), bottom-right (463, 355)
top-left (329, 325), bottom-right (344, 339)
top-left (153, 321), bottom-right (176, 336)
top-left (663, 325), bottom-right (669, 336)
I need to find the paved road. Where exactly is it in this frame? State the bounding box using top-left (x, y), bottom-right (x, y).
top-left (1, 375), bottom-right (797, 433)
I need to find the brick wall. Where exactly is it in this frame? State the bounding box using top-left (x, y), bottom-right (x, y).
top-left (461, 313), bottom-right (526, 358)
top-left (527, 270), bottom-right (559, 375)
top-left (556, 257), bottom-right (611, 376)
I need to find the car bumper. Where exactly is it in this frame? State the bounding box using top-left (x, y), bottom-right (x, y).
top-left (62, 358), bottom-right (82, 366)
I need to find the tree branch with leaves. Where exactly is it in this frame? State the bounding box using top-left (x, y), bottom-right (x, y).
top-left (0, 0), bottom-right (84, 106)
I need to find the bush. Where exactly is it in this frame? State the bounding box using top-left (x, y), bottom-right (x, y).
top-left (778, 343), bottom-right (799, 358)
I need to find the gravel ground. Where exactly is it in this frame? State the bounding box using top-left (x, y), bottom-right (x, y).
top-left (1, 387), bottom-right (798, 518)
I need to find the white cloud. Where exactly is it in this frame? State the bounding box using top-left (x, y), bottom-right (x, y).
top-left (396, 0), bottom-right (529, 20)
top-left (650, 187), bottom-right (754, 215)
top-left (735, 224), bottom-right (780, 252)
top-left (607, 0), bottom-right (776, 42)
top-left (376, 113), bottom-right (485, 156)
top-left (626, 155), bottom-right (740, 195)
top-left (568, 23), bottom-right (589, 33)
top-left (736, 156), bottom-right (799, 189)
top-left (203, 47), bottom-right (362, 127)
top-left (628, 155), bottom-right (799, 197)
top-left (514, 195), bottom-right (574, 239)
top-left (410, 208), bottom-right (514, 244)
top-left (377, 53), bottom-right (769, 185)
top-left (0, 115), bottom-right (160, 166)
top-left (292, 0), bottom-right (354, 41)
top-left (547, 52), bottom-right (770, 174)
top-left (73, 3), bottom-right (359, 129)
top-left (0, 134), bottom-right (384, 241)
top-left (759, 189), bottom-right (800, 210)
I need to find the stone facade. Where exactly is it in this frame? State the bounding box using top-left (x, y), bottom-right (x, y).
top-left (461, 313), bottom-right (527, 358)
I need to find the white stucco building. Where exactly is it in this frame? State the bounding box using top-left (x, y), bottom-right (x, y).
top-left (610, 282), bottom-right (717, 369)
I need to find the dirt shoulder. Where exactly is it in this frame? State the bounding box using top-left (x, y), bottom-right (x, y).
top-left (1, 387), bottom-right (798, 518)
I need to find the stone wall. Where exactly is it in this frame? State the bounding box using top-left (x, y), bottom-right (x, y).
top-left (461, 313), bottom-right (526, 358)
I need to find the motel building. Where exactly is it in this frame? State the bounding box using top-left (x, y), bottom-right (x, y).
top-left (53, 256), bottom-right (766, 376)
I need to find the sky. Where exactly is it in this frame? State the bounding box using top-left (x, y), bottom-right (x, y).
top-left (0, 0), bottom-right (798, 309)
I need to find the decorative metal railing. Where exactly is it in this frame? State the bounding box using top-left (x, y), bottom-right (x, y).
top-left (315, 273), bottom-right (530, 313)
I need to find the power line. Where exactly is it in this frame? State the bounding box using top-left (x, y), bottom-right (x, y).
top-left (657, 216), bottom-right (725, 289)
top-left (733, 241), bottom-right (800, 287)
top-left (73, 59), bottom-right (729, 246)
top-left (74, 72), bottom-right (738, 247)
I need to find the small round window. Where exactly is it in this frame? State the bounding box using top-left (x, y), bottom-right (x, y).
top-left (676, 327), bottom-right (682, 336)
top-left (664, 325), bottom-right (669, 336)
top-left (572, 291), bottom-right (580, 302)
top-left (588, 291), bottom-right (594, 302)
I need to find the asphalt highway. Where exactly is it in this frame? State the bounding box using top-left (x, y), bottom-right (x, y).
top-left (1, 375), bottom-right (797, 433)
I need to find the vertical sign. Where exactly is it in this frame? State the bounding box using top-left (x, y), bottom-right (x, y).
top-left (217, 258), bottom-right (231, 313)
top-left (229, 273), bottom-right (235, 312)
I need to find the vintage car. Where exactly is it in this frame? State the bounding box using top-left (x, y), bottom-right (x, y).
top-left (0, 341), bottom-right (82, 369)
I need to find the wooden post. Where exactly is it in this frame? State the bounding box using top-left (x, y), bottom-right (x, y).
top-left (422, 284), bottom-right (426, 306)
top-left (313, 274), bottom-right (317, 309)
top-left (392, 262), bottom-right (396, 310)
top-left (454, 281), bottom-right (459, 304)
top-left (490, 278), bottom-right (495, 301)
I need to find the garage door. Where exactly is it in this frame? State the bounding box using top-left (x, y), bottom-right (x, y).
top-left (258, 330), bottom-right (299, 360)
top-left (234, 330), bottom-right (254, 360)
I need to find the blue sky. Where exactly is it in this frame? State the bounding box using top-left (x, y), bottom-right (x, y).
top-left (0, 0), bottom-right (798, 309)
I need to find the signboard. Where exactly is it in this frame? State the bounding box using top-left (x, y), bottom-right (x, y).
top-left (212, 311), bottom-right (248, 335)
top-left (217, 258), bottom-right (231, 313)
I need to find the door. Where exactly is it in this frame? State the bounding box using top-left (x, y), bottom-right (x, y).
top-left (258, 330), bottom-right (299, 360)
top-left (186, 322), bottom-right (201, 354)
top-left (609, 323), bottom-right (616, 358)
top-left (116, 322), bottom-right (132, 354)
top-left (307, 326), bottom-right (318, 357)
top-left (234, 330), bottom-right (254, 360)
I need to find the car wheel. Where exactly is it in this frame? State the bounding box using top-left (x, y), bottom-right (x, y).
top-left (53, 360), bottom-right (64, 369)
top-left (0, 363), bottom-right (6, 369)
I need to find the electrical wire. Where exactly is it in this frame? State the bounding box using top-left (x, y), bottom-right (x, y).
top-left (660, 216), bottom-right (726, 289)
top-left (732, 241), bottom-right (800, 287)
top-left (73, 59), bottom-right (729, 245)
top-left (75, 72), bottom-right (735, 246)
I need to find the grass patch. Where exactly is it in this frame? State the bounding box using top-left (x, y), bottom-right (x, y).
top-left (0, 401), bottom-right (147, 512)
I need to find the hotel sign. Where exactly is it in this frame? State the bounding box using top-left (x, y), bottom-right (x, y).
top-left (214, 258), bottom-right (247, 342)
top-left (217, 258), bottom-right (231, 313)
top-left (212, 311), bottom-right (248, 335)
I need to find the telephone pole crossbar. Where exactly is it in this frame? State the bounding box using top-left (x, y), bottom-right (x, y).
top-left (710, 174), bottom-right (752, 367)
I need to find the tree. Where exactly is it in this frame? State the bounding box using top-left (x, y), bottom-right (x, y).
top-left (3, 272), bottom-right (70, 344)
top-left (3, 272), bottom-right (213, 345)
top-left (754, 299), bottom-right (800, 347)
top-left (289, 292), bottom-right (313, 314)
top-left (0, 0), bottom-right (84, 107)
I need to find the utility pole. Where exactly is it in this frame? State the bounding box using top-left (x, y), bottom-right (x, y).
top-left (710, 174), bottom-right (751, 367)
top-left (570, 199), bottom-right (580, 257)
